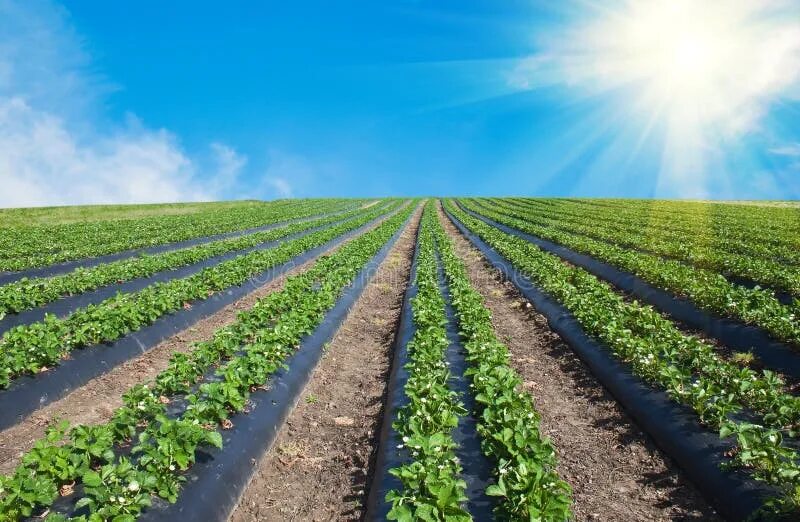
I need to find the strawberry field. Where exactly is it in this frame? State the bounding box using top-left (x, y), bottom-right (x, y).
top-left (0, 198), bottom-right (798, 521)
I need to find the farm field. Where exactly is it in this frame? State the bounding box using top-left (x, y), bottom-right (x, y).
top-left (0, 197), bottom-right (798, 522)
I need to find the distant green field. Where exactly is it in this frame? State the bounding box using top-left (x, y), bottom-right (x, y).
top-left (0, 198), bottom-right (362, 271)
top-left (696, 200), bottom-right (800, 208)
top-left (0, 200), bottom-right (265, 227)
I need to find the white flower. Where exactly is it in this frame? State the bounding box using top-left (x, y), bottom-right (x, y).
top-left (128, 481), bottom-right (140, 492)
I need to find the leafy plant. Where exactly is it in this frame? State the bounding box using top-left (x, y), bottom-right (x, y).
top-left (433, 203), bottom-right (572, 520)
top-left (0, 201), bottom-right (402, 389)
top-left (386, 203), bottom-right (470, 521)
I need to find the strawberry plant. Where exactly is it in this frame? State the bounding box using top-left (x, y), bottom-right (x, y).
top-left (502, 197), bottom-right (800, 261)
top-left (386, 203), bottom-right (470, 522)
top-left (432, 204), bottom-right (572, 521)
top-left (0, 199), bottom-right (365, 272)
top-left (485, 198), bottom-right (800, 293)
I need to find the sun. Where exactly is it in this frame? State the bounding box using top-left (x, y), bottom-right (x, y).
top-left (615, 1), bottom-right (746, 113)
top-left (517, 0), bottom-right (800, 196)
top-left (535, 0), bottom-right (799, 131)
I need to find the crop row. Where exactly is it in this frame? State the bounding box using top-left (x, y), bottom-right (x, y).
top-left (0, 203), bottom-right (382, 317)
top-left (504, 198), bottom-right (800, 266)
top-left (459, 199), bottom-right (800, 347)
top-left (0, 203), bottom-right (415, 521)
top-left (0, 201), bottom-right (402, 389)
top-left (432, 204), bottom-right (572, 520)
top-left (526, 197), bottom-right (800, 245)
top-left (488, 198), bottom-right (800, 294)
top-left (386, 202), bottom-right (470, 521)
top-left (385, 203), bottom-right (571, 521)
top-left (445, 201), bottom-right (800, 515)
top-left (0, 199), bottom-right (362, 272)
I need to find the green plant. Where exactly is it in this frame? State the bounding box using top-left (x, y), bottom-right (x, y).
top-left (385, 202), bottom-right (470, 521)
top-left (0, 202), bottom-right (384, 316)
top-left (433, 203), bottom-right (572, 520)
top-left (0, 199), bottom-right (365, 272)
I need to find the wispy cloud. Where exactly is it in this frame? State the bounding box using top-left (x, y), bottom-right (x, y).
top-left (769, 142), bottom-right (800, 177)
top-left (0, 0), bottom-right (242, 208)
top-left (258, 148), bottom-right (324, 199)
top-left (206, 142), bottom-right (248, 198)
top-left (769, 143), bottom-right (800, 157)
top-left (263, 177), bottom-right (293, 198)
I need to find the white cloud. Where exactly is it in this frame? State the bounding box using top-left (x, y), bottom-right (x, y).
top-left (264, 177), bottom-right (293, 198)
top-left (258, 148), bottom-right (321, 199)
top-left (769, 143), bottom-right (800, 178)
top-left (0, 0), bottom-right (243, 208)
top-left (0, 97), bottom-right (212, 207)
top-left (205, 142), bottom-right (248, 198)
top-left (769, 143), bottom-right (800, 157)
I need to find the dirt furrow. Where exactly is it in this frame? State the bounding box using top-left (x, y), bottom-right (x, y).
top-left (229, 206), bottom-right (421, 522)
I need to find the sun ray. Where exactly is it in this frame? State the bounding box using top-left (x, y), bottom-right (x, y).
top-left (511, 0), bottom-right (800, 196)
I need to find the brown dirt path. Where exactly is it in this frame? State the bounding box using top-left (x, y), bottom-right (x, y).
top-left (0, 207), bottom-right (408, 475)
top-left (438, 205), bottom-right (719, 521)
top-left (229, 206), bottom-right (421, 522)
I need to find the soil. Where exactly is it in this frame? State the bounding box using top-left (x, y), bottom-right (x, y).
top-left (0, 207), bottom-right (407, 475)
top-left (438, 205), bottom-right (720, 521)
top-left (228, 206), bottom-right (421, 522)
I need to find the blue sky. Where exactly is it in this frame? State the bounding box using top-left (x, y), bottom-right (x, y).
top-left (1, 0), bottom-right (799, 206)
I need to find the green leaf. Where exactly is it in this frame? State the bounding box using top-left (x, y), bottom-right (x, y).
top-left (82, 471), bottom-right (102, 488)
top-left (75, 496), bottom-right (93, 509)
top-left (486, 484), bottom-right (506, 497)
top-left (206, 431), bottom-right (223, 448)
